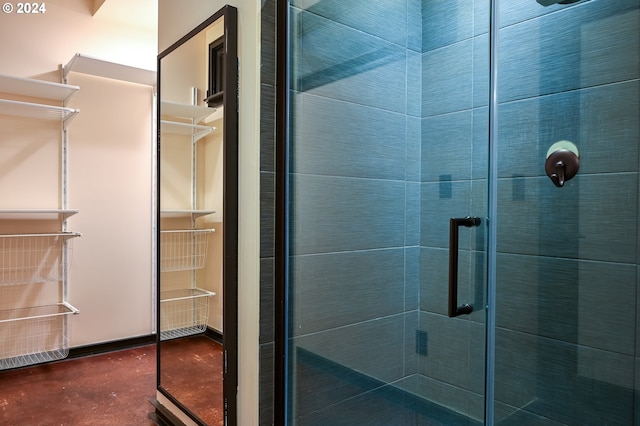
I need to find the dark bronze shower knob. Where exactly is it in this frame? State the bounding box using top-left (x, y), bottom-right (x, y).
top-left (545, 141), bottom-right (580, 188)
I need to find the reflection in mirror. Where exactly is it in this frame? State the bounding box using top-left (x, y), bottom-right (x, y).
top-left (158, 6), bottom-right (237, 425)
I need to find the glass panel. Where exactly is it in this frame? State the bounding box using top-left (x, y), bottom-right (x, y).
top-left (286, 1), bottom-right (489, 424)
top-left (494, 0), bottom-right (640, 424)
top-left (158, 13), bottom-right (226, 425)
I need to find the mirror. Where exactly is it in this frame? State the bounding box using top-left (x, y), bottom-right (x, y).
top-left (157, 6), bottom-right (238, 425)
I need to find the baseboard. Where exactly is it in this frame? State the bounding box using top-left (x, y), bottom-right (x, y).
top-left (204, 327), bottom-right (222, 343)
top-left (67, 334), bottom-right (157, 359)
top-left (149, 398), bottom-right (187, 426)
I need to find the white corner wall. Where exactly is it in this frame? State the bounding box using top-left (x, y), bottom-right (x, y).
top-left (158, 1), bottom-right (261, 424)
top-left (65, 72), bottom-right (155, 346)
top-left (0, 2), bottom-right (158, 347)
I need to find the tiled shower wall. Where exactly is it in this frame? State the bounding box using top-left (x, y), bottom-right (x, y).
top-left (419, 0), bottom-right (640, 424)
top-left (259, 0), bottom-right (277, 424)
top-left (416, 0), bottom-right (489, 420)
top-left (492, 0), bottom-right (640, 424)
top-left (259, 0), bottom-right (640, 424)
top-left (284, 0), bottom-right (422, 423)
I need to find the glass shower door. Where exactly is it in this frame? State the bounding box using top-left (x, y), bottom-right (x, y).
top-left (286, 1), bottom-right (490, 424)
top-left (492, 0), bottom-right (640, 424)
top-left (284, 0), bottom-right (639, 424)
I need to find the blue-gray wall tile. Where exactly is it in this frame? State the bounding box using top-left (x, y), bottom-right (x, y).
top-left (290, 249), bottom-right (406, 336)
top-left (260, 257), bottom-right (275, 345)
top-left (421, 247), bottom-right (460, 317)
top-left (260, 0), bottom-right (276, 86)
top-left (496, 329), bottom-right (635, 425)
top-left (294, 11), bottom-right (407, 113)
top-left (422, 39), bottom-right (473, 116)
top-left (290, 174), bottom-right (406, 255)
top-left (407, 49), bottom-right (422, 117)
top-left (420, 247), bottom-right (486, 323)
top-left (498, 81), bottom-right (639, 178)
top-left (417, 311), bottom-right (485, 395)
top-left (497, 252), bottom-right (636, 355)
top-left (405, 182), bottom-right (421, 246)
top-left (421, 110), bottom-right (473, 182)
top-left (471, 107), bottom-right (489, 180)
top-left (473, 34), bottom-right (490, 108)
top-left (406, 116), bottom-right (422, 182)
top-left (407, 0), bottom-right (423, 52)
top-left (494, 328), bottom-right (540, 414)
top-left (259, 343), bottom-right (275, 425)
top-left (260, 84), bottom-right (276, 173)
top-left (637, 268), bottom-right (640, 358)
top-left (576, 81), bottom-right (640, 174)
top-left (422, 1), bottom-right (475, 52)
top-left (421, 181), bottom-right (476, 249)
top-left (260, 3), bottom-right (277, 421)
top-left (291, 93), bottom-right (407, 180)
top-left (292, 0), bottom-right (408, 47)
top-left (496, 174), bottom-right (638, 263)
top-left (404, 310), bottom-right (419, 375)
top-left (498, 0), bottom-right (640, 102)
top-left (260, 171), bottom-right (275, 259)
top-left (636, 357), bottom-right (640, 425)
top-left (498, 0), bottom-right (585, 28)
top-left (474, 0), bottom-right (491, 36)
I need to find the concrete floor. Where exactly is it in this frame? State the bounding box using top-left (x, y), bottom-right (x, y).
top-left (0, 344), bottom-right (157, 425)
top-left (159, 335), bottom-right (224, 425)
top-left (0, 336), bottom-right (224, 426)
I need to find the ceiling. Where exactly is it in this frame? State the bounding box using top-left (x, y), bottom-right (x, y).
top-left (93, 0), bottom-right (157, 31)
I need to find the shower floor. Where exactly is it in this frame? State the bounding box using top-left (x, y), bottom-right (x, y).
top-left (294, 348), bottom-right (482, 425)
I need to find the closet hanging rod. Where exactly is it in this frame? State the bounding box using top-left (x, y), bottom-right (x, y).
top-left (0, 99), bottom-right (79, 122)
top-left (0, 232), bottom-right (81, 238)
top-left (0, 302), bottom-right (79, 324)
top-left (160, 229), bottom-right (215, 234)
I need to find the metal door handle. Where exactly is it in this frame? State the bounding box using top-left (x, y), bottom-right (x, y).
top-left (448, 217), bottom-right (481, 317)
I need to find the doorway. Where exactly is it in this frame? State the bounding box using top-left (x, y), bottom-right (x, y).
top-left (278, 0), bottom-right (640, 424)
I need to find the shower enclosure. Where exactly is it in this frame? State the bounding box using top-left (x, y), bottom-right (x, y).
top-left (282, 0), bottom-right (640, 424)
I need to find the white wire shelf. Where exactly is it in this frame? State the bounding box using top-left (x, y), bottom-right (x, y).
top-left (0, 302), bottom-right (79, 370)
top-left (0, 99), bottom-right (79, 125)
top-left (160, 210), bottom-right (216, 219)
top-left (160, 120), bottom-right (216, 142)
top-left (0, 74), bottom-right (79, 102)
top-left (160, 288), bottom-right (215, 341)
top-left (161, 100), bottom-right (216, 122)
top-left (0, 232), bottom-right (80, 285)
top-left (160, 229), bottom-right (215, 272)
top-left (160, 288), bottom-right (216, 302)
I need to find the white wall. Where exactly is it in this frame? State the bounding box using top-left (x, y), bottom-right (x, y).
top-left (0, 0), bottom-right (157, 79)
top-left (158, 1), bottom-right (261, 424)
top-left (0, 1), bottom-right (158, 347)
top-left (65, 72), bottom-right (155, 346)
